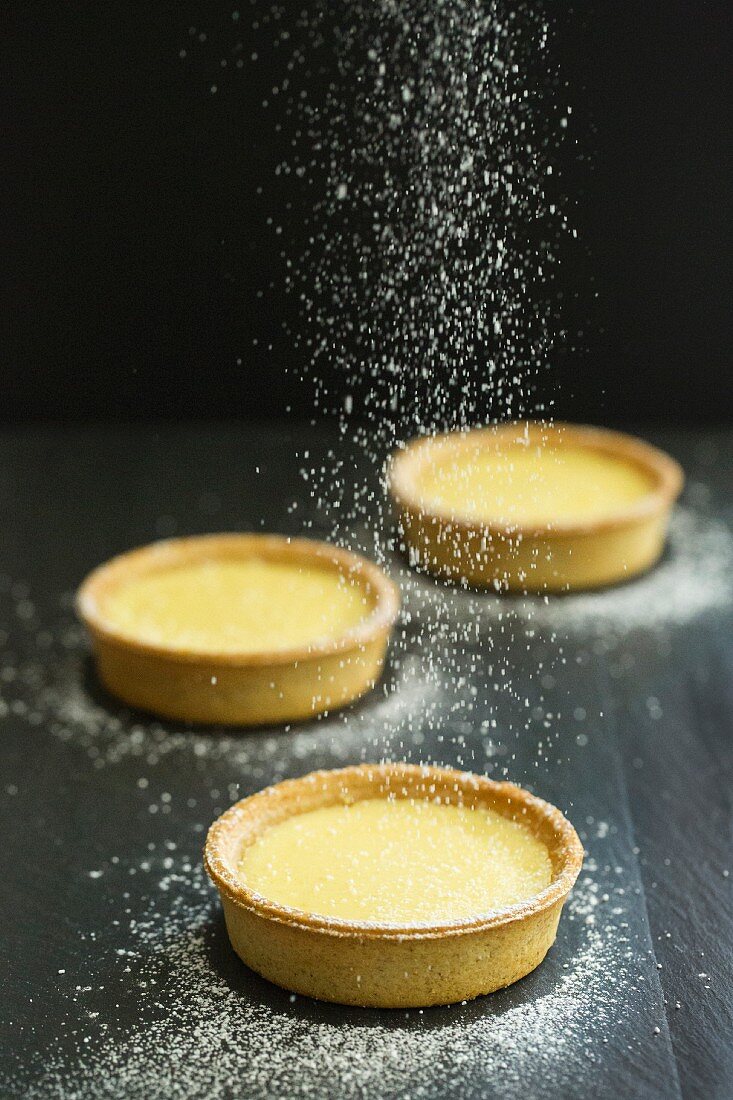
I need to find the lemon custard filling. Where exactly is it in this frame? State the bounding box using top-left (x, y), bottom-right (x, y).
top-left (101, 557), bottom-right (372, 654)
top-left (237, 797), bottom-right (553, 925)
top-left (416, 442), bottom-right (656, 527)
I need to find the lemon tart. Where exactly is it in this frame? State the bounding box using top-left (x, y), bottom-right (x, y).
top-left (204, 763), bottom-right (584, 1007)
top-left (77, 534), bottom-right (400, 726)
top-left (388, 422), bottom-right (683, 591)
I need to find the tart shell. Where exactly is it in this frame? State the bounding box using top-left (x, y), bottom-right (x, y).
top-left (204, 763), bottom-right (584, 1008)
top-left (388, 422), bottom-right (684, 592)
top-left (76, 534), bottom-right (400, 727)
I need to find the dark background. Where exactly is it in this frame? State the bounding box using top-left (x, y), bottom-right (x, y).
top-left (3, 0), bottom-right (731, 424)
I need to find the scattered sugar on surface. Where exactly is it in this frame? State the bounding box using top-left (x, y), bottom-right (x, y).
top-left (0, 597), bottom-right (445, 771)
top-left (397, 506), bottom-right (733, 640)
top-left (1, 500), bottom-right (729, 779)
top-left (18, 849), bottom-right (645, 1100)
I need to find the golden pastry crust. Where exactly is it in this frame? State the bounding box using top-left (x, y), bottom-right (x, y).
top-left (388, 421), bottom-right (684, 592)
top-left (204, 763), bottom-right (584, 1007)
top-left (77, 534), bottom-right (400, 726)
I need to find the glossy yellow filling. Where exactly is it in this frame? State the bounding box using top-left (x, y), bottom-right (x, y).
top-left (417, 443), bottom-right (654, 526)
top-left (103, 558), bottom-right (370, 653)
top-left (238, 798), bottom-right (552, 924)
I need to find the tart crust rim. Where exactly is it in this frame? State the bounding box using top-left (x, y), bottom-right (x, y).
top-left (204, 762), bottom-right (584, 940)
top-left (387, 420), bottom-right (684, 540)
top-left (76, 532), bottom-right (401, 668)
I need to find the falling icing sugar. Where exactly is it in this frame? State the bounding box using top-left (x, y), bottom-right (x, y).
top-left (252, 0), bottom-right (579, 560)
top-left (280, 0), bottom-right (573, 439)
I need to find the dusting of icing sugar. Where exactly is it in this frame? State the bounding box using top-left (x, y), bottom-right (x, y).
top-left (397, 507), bottom-right (733, 639)
top-left (17, 852), bottom-right (648, 1100)
top-left (0, 602), bottom-right (443, 772)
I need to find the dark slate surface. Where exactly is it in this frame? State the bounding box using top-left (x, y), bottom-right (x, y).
top-left (0, 424), bottom-right (730, 1099)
